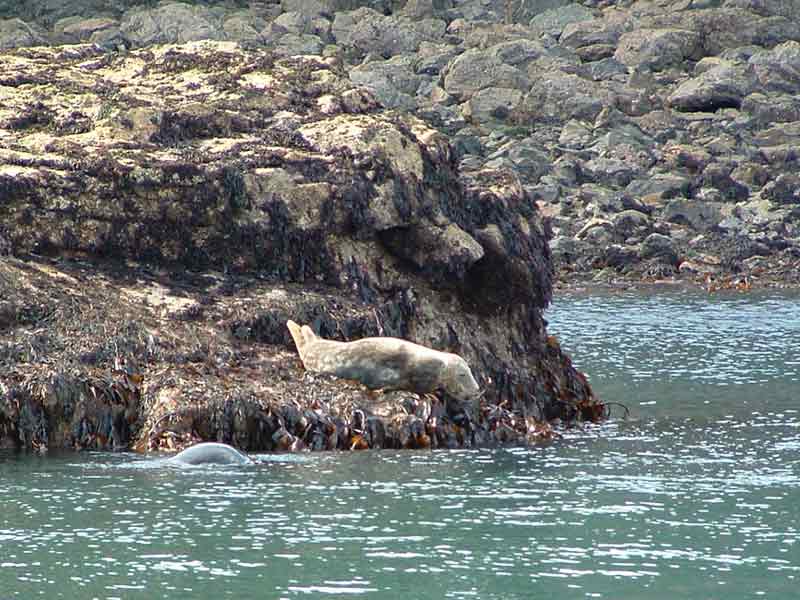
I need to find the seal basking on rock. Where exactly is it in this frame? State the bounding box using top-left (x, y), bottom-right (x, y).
top-left (286, 320), bottom-right (481, 401)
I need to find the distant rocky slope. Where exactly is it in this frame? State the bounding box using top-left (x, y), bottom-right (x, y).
top-left (2, 0), bottom-right (798, 288)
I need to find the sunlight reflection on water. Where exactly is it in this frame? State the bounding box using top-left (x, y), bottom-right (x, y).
top-left (2, 290), bottom-right (799, 599)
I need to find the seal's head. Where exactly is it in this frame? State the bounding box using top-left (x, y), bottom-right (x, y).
top-left (442, 355), bottom-right (481, 401)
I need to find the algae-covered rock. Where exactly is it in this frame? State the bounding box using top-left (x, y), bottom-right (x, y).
top-left (0, 40), bottom-right (597, 452)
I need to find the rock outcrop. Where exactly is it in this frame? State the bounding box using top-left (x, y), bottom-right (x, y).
top-left (0, 40), bottom-right (595, 452)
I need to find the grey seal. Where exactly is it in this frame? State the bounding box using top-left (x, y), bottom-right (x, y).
top-left (286, 320), bottom-right (481, 401)
top-left (169, 442), bottom-right (254, 465)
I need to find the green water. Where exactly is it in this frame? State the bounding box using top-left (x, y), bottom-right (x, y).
top-left (2, 290), bottom-right (798, 599)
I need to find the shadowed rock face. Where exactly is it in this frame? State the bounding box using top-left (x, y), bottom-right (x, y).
top-left (0, 41), bottom-right (596, 453)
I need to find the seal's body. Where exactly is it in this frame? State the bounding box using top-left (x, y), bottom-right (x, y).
top-left (169, 442), bottom-right (254, 465)
top-left (287, 320), bottom-right (481, 401)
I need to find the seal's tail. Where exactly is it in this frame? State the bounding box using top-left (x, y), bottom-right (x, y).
top-left (286, 320), bottom-right (318, 366)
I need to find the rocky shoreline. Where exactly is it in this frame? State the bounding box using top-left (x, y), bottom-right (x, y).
top-left (0, 35), bottom-right (597, 453)
top-left (2, 0), bottom-right (797, 289)
top-left (1, 0), bottom-right (798, 452)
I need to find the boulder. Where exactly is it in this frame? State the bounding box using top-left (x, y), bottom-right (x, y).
top-left (508, 0), bottom-right (574, 24)
top-left (415, 42), bottom-right (461, 76)
top-left (668, 62), bottom-right (756, 112)
top-left (530, 3), bottom-right (595, 39)
top-left (461, 87), bottom-right (524, 122)
top-left (485, 137), bottom-right (551, 183)
top-left (0, 41), bottom-right (600, 456)
top-left (0, 18), bottom-right (47, 49)
top-left (120, 2), bottom-right (224, 46)
top-left (560, 18), bottom-right (623, 61)
top-left (350, 57), bottom-right (423, 110)
top-left (614, 28), bottom-right (702, 71)
top-left (271, 33), bottom-right (326, 57)
top-left (331, 8), bottom-right (445, 58)
top-left (688, 8), bottom-right (800, 55)
top-left (742, 92), bottom-right (800, 124)
top-left (518, 73), bottom-right (610, 122)
top-left (639, 232), bottom-right (679, 264)
top-left (274, 11), bottom-right (333, 41)
top-left (722, 0), bottom-right (800, 19)
top-left (442, 47), bottom-right (531, 98)
top-left (663, 199), bottom-right (725, 231)
top-left (749, 40), bottom-right (800, 93)
top-left (55, 16), bottom-right (118, 43)
top-left (612, 209), bottom-right (651, 239)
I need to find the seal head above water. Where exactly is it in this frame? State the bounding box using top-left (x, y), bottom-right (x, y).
top-left (169, 442), bottom-right (254, 465)
top-left (286, 320), bottom-right (481, 401)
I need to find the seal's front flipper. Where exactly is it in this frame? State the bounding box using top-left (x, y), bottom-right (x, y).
top-left (286, 320), bottom-right (306, 363)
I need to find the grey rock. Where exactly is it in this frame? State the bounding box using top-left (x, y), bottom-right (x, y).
top-left (120, 3), bottom-right (224, 46)
top-left (558, 120), bottom-right (592, 148)
top-left (749, 40), bottom-right (800, 93)
top-left (380, 221), bottom-right (484, 281)
top-left (560, 18), bottom-right (623, 60)
top-left (519, 73), bottom-right (610, 122)
top-left (603, 243), bottom-right (640, 269)
top-left (639, 232), bottom-right (678, 264)
top-left (461, 87), bottom-right (524, 122)
top-left (401, 0), bottom-right (455, 20)
top-left (55, 16), bottom-right (118, 43)
top-left (694, 8), bottom-right (800, 55)
top-left (274, 11), bottom-right (332, 41)
top-left (452, 127), bottom-right (485, 157)
top-left (583, 156), bottom-right (639, 188)
top-left (614, 28), bottom-right (702, 71)
top-left (742, 92), bottom-right (800, 124)
top-left (460, 22), bottom-right (536, 48)
top-left (530, 3), bottom-right (595, 39)
top-left (332, 8), bottom-right (445, 58)
top-left (491, 38), bottom-right (549, 68)
top-left (699, 162), bottom-right (750, 202)
top-left (1, 0), bottom-right (129, 27)
top-left (612, 209), bottom-right (652, 239)
top-left (280, 0), bottom-right (393, 18)
top-left (723, 0), bottom-right (800, 19)
top-left (442, 47), bottom-right (531, 98)
top-left (272, 33), bottom-right (326, 57)
top-left (668, 62), bottom-right (756, 112)
top-left (762, 174), bottom-right (800, 205)
top-left (223, 12), bottom-right (269, 44)
top-left (626, 174), bottom-right (690, 200)
top-left (753, 121), bottom-right (800, 147)
top-left (415, 42), bottom-right (461, 75)
top-left (0, 18), bottom-right (47, 49)
top-left (663, 199), bottom-right (725, 231)
top-left (350, 57), bottom-right (423, 110)
top-left (487, 138), bottom-right (551, 183)
top-left (509, 0), bottom-right (574, 24)
top-left (549, 235), bottom-right (586, 264)
top-left (583, 57), bottom-right (628, 81)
